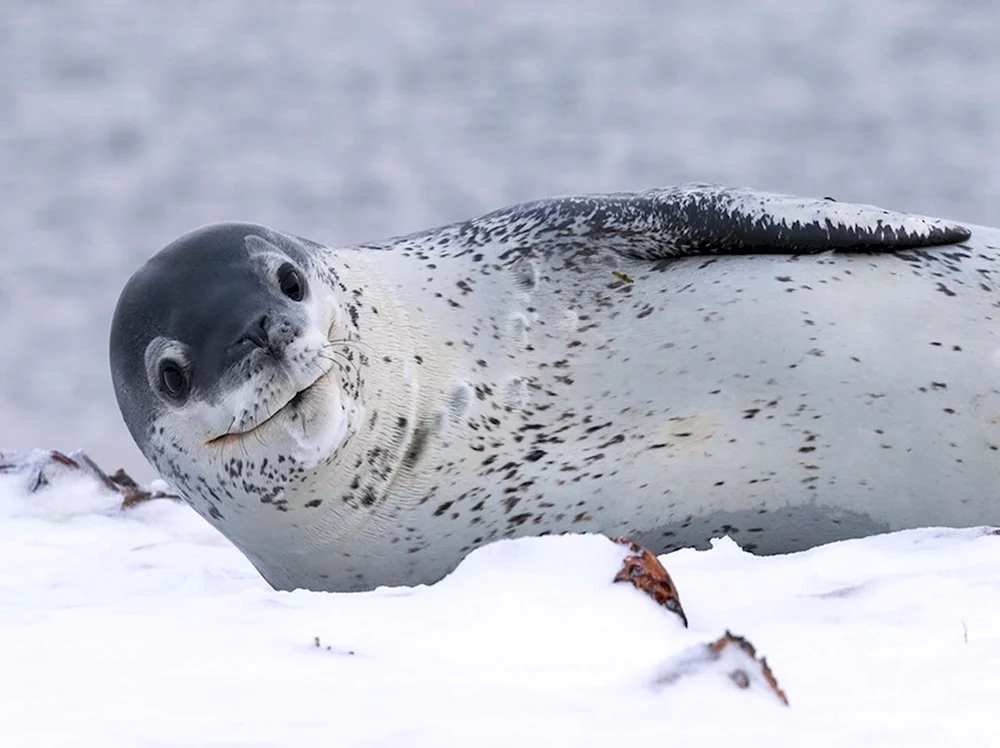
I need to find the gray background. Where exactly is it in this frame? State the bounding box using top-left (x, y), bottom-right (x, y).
top-left (2, 0), bottom-right (998, 479)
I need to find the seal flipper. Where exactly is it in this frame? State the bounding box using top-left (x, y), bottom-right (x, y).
top-left (370, 183), bottom-right (970, 261)
top-left (620, 184), bottom-right (972, 258)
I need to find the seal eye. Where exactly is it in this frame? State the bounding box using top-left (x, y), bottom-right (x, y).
top-left (159, 360), bottom-right (189, 401)
top-left (277, 263), bottom-right (306, 302)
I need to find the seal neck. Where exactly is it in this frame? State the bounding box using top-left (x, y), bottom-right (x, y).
top-left (304, 248), bottom-right (439, 533)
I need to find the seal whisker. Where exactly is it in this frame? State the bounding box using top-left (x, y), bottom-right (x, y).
top-left (315, 347), bottom-right (363, 390)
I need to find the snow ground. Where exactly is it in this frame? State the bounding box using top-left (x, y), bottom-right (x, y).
top-left (1, 465), bottom-right (998, 747)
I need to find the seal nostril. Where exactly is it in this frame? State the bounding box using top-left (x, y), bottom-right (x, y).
top-left (240, 313), bottom-right (270, 351)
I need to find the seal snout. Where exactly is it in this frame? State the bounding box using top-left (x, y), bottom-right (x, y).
top-left (229, 312), bottom-right (304, 364)
top-left (237, 313), bottom-right (273, 354)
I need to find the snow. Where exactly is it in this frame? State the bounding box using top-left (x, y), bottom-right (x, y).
top-left (1, 465), bottom-right (998, 747)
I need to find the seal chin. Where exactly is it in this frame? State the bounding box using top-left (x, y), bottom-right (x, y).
top-left (206, 368), bottom-right (331, 448)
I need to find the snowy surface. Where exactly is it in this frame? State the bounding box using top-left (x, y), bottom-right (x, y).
top-left (1, 466), bottom-right (998, 746)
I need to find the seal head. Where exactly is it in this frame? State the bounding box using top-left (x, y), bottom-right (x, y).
top-left (110, 223), bottom-right (353, 512)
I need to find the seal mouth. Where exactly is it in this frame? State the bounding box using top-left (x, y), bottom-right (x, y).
top-left (206, 371), bottom-right (328, 447)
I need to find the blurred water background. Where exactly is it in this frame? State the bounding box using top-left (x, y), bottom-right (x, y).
top-left (2, 0), bottom-right (999, 479)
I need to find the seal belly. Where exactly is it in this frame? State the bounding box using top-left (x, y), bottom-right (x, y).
top-left (529, 248), bottom-right (1000, 551)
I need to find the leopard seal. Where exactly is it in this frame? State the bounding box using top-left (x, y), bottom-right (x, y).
top-left (110, 183), bottom-right (998, 593)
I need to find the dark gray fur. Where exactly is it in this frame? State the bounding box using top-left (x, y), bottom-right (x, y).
top-left (359, 184), bottom-right (970, 257)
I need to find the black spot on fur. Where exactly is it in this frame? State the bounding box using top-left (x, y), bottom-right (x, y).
top-left (404, 424), bottom-right (431, 468)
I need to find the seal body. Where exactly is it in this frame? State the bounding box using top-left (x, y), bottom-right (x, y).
top-left (110, 185), bottom-right (999, 591)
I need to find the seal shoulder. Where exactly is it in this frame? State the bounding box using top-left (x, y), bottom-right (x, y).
top-left (358, 183), bottom-right (971, 261)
